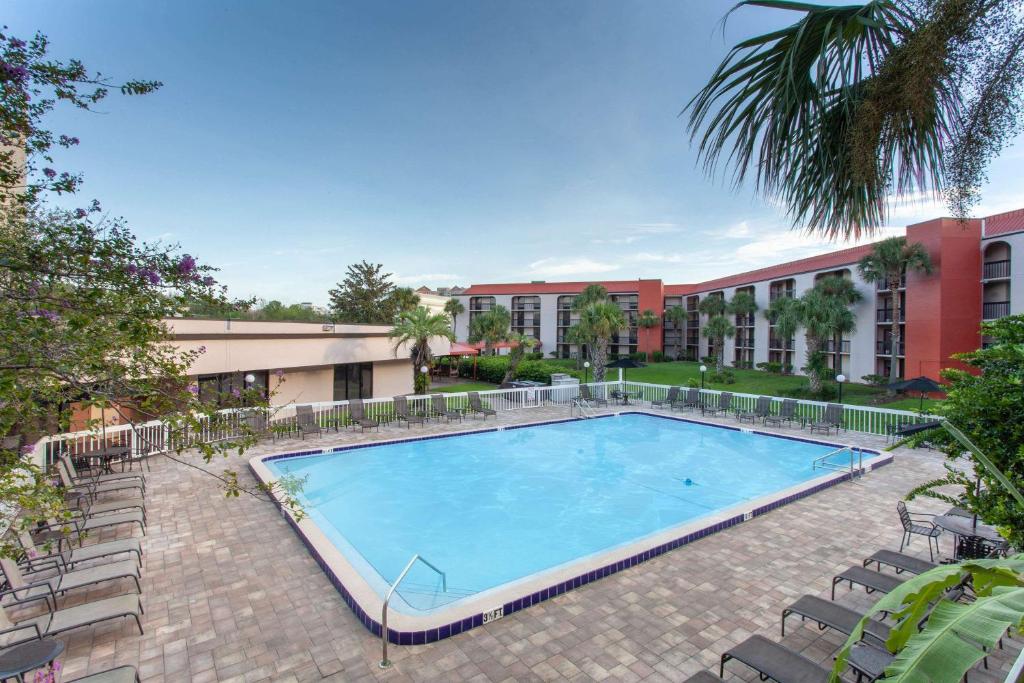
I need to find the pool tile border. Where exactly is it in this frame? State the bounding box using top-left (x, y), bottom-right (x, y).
top-left (250, 410), bottom-right (891, 645)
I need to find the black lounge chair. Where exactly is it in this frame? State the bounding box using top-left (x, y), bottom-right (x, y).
top-left (347, 399), bottom-right (380, 432)
top-left (764, 398), bottom-right (799, 427)
top-left (831, 565), bottom-right (905, 600)
top-left (579, 384), bottom-right (608, 407)
top-left (863, 549), bottom-right (938, 575)
top-left (295, 405), bottom-right (323, 439)
top-left (808, 402), bottom-right (844, 435)
top-left (736, 395), bottom-right (772, 424)
top-left (886, 419), bottom-right (943, 444)
top-left (681, 672), bottom-right (721, 683)
top-left (678, 388), bottom-right (701, 411)
top-left (467, 392), bottom-right (496, 418)
top-left (897, 501), bottom-right (942, 561)
top-left (781, 594), bottom-right (891, 646)
top-left (720, 634), bottom-right (831, 682)
top-left (430, 394), bottom-right (464, 422)
top-left (651, 386), bottom-right (680, 409)
top-left (703, 392), bottom-right (732, 417)
top-left (393, 395), bottom-right (425, 427)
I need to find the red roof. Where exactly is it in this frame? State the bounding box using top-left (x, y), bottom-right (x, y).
top-left (448, 342), bottom-right (480, 356)
top-left (985, 209), bottom-right (1024, 238)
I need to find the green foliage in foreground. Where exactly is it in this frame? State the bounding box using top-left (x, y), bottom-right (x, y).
top-left (456, 356), bottom-right (581, 385)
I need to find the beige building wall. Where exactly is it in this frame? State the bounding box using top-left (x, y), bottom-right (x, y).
top-left (372, 360), bottom-right (415, 397)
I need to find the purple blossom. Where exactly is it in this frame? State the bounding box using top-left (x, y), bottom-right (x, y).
top-left (231, 388), bottom-right (241, 398)
top-left (42, 167), bottom-right (56, 179)
top-left (197, 345), bottom-right (207, 354)
top-left (0, 61), bottom-right (29, 82)
top-left (138, 268), bottom-right (161, 285)
top-left (31, 309), bottom-right (59, 322)
top-left (20, 445), bottom-right (33, 455)
top-left (187, 384), bottom-right (199, 395)
top-left (89, 199), bottom-right (102, 213)
top-left (125, 264), bottom-right (139, 276)
top-left (274, 369), bottom-right (285, 378)
top-left (202, 276), bottom-right (216, 287)
top-left (74, 208), bottom-right (87, 219)
top-left (8, 38), bottom-right (26, 49)
top-left (177, 254), bottom-right (197, 275)
top-left (59, 135), bottom-right (80, 146)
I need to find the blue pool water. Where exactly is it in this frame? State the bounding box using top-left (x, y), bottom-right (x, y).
top-left (266, 414), bottom-right (853, 611)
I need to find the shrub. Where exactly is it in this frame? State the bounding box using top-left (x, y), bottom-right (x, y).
top-left (733, 360), bottom-right (753, 370)
top-left (781, 363), bottom-right (794, 374)
top-left (782, 384), bottom-right (837, 401)
top-left (756, 361), bottom-right (783, 373)
top-left (700, 355), bottom-right (718, 367)
top-left (456, 356), bottom-right (581, 384)
top-left (861, 373), bottom-right (889, 386)
top-left (709, 370), bottom-right (736, 384)
top-left (629, 351), bottom-right (647, 362)
top-left (686, 378), bottom-right (700, 388)
top-left (650, 350), bottom-right (667, 363)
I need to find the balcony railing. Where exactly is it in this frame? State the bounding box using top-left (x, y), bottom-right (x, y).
top-left (983, 260), bottom-right (1011, 280)
top-left (876, 309), bottom-right (905, 323)
top-left (734, 314), bottom-right (755, 327)
top-left (875, 275), bottom-right (907, 291)
top-left (983, 301), bottom-right (1011, 320)
top-left (769, 337), bottom-right (794, 351)
top-left (823, 339), bottom-right (852, 354)
top-left (876, 340), bottom-right (905, 356)
top-left (769, 290), bottom-right (795, 302)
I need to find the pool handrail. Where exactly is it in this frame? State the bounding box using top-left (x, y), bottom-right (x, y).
top-left (379, 553), bottom-right (447, 668)
top-left (811, 446), bottom-right (864, 478)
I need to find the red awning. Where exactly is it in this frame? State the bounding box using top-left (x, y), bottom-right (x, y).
top-left (448, 343), bottom-right (480, 356)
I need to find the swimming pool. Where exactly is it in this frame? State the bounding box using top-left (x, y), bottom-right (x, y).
top-left (252, 412), bottom-right (887, 643)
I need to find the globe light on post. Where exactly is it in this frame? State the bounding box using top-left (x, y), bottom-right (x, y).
top-left (836, 374), bottom-right (846, 404)
top-left (244, 373), bottom-right (256, 385)
top-left (583, 361), bottom-right (590, 384)
top-left (699, 364), bottom-right (707, 390)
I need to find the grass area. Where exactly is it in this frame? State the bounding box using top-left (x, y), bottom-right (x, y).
top-left (436, 360), bottom-right (941, 412)
top-left (432, 381), bottom-right (500, 394)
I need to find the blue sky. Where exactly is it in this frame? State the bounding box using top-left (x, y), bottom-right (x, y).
top-left (8, 1), bottom-right (1022, 306)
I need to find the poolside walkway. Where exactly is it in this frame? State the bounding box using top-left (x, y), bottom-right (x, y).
top-left (53, 405), bottom-right (1019, 681)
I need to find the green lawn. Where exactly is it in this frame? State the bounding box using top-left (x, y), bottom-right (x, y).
top-left (432, 381), bottom-right (500, 394)
top-left (434, 360), bottom-right (940, 412)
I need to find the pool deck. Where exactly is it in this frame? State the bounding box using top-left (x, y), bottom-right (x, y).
top-left (43, 404), bottom-right (1019, 682)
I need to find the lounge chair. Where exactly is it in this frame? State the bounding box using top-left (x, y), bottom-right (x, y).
top-left (393, 395), bottom-right (426, 427)
top-left (295, 405), bottom-right (323, 439)
top-left (55, 462), bottom-right (145, 520)
top-left (677, 388), bottom-right (701, 411)
top-left (831, 565), bottom-right (905, 600)
top-left (735, 395), bottom-right (772, 424)
top-left (651, 386), bottom-right (680, 410)
top-left (682, 672), bottom-right (722, 683)
top-left (58, 460), bottom-right (143, 500)
top-left (68, 666), bottom-right (141, 683)
top-left (17, 530), bottom-right (142, 570)
top-left (703, 392), bottom-right (731, 417)
top-left (347, 399), bottom-right (380, 432)
top-left (781, 594), bottom-right (891, 646)
top-left (763, 398), bottom-right (800, 428)
top-left (0, 556), bottom-right (141, 611)
top-left (60, 508), bottom-right (146, 538)
top-left (431, 394), bottom-right (464, 423)
top-left (808, 402), bottom-right (844, 435)
top-left (579, 384), bottom-right (608, 407)
top-left (467, 392), bottom-right (497, 418)
top-left (60, 454), bottom-right (144, 490)
top-left (0, 594), bottom-right (143, 647)
top-left (863, 549), bottom-right (937, 575)
top-left (720, 635), bottom-right (831, 682)
top-left (897, 501), bottom-right (942, 561)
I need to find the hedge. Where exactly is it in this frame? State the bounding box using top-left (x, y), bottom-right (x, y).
top-left (457, 356), bottom-right (582, 385)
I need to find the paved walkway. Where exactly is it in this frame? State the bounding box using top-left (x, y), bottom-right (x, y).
top-left (37, 406), bottom-right (1018, 681)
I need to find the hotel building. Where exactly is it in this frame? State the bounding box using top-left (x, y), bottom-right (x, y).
top-left (453, 209), bottom-right (1024, 383)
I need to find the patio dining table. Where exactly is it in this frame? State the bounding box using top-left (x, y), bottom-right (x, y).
top-left (933, 514), bottom-right (1006, 559)
top-left (83, 445), bottom-right (132, 474)
top-left (617, 391), bottom-right (640, 406)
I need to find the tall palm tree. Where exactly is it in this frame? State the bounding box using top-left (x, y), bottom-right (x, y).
top-left (636, 309), bottom-right (660, 358)
top-left (686, 0), bottom-right (1024, 237)
top-left (390, 287), bottom-right (421, 317)
top-left (444, 298), bottom-right (465, 336)
top-left (664, 305), bottom-right (687, 360)
top-left (698, 294), bottom-right (729, 372)
top-left (578, 302), bottom-right (627, 383)
top-left (388, 306), bottom-right (455, 394)
top-left (797, 277), bottom-right (862, 393)
top-left (765, 295), bottom-right (801, 370)
top-left (572, 283), bottom-right (610, 312)
top-left (815, 275), bottom-right (863, 374)
top-left (501, 333), bottom-right (538, 383)
top-left (564, 323), bottom-right (588, 368)
top-left (468, 305), bottom-right (511, 355)
top-left (857, 237), bottom-right (934, 383)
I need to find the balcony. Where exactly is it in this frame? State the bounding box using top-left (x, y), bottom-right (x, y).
top-left (876, 340), bottom-right (905, 356)
top-left (983, 301), bottom-right (1011, 320)
top-left (769, 337), bottom-right (794, 351)
top-left (875, 275), bottom-right (907, 291)
top-left (769, 289), bottom-right (795, 302)
top-left (875, 309), bottom-right (905, 323)
top-left (734, 314), bottom-right (755, 327)
top-left (983, 260), bottom-right (1011, 280)
top-left (823, 339), bottom-right (851, 354)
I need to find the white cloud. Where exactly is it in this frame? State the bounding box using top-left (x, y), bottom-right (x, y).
top-left (592, 235), bottom-right (642, 245)
top-left (628, 252), bottom-right (689, 263)
top-left (723, 221), bottom-right (750, 238)
top-left (393, 272), bottom-right (462, 284)
top-left (526, 257), bottom-right (620, 277)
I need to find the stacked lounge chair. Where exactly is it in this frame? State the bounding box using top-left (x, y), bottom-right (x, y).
top-left (467, 392), bottom-right (497, 418)
top-left (347, 399), bottom-right (380, 432)
top-left (651, 386), bottom-right (680, 409)
top-left (430, 394), bottom-right (464, 423)
top-left (393, 395), bottom-right (426, 427)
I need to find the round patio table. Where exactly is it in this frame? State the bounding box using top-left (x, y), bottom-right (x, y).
top-left (933, 514), bottom-right (1005, 559)
top-left (0, 638), bottom-right (64, 682)
top-left (617, 392), bottom-right (639, 406)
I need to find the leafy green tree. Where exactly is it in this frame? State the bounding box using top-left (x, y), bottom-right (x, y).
top-left (799, 277), bottom-right (862, 393)
top-left (815, 275), bottom-right (863, 375)
top-left (501, 333), bottom-right (538, 383)
top-left (328, 261), bottom-right (396, 324)
top-left (250, 300), bottom-right (322, 322)
top-left (698, 294), bottom-right (731, 373)
top-left (686, 0), bottom-right (1024, 237)
top-left (578, 301), bottom-right (627, 382)
top-left (388, 287), bottom-right (421, 318)
top-left (664, 305), bottom-right (688, 360)
top-left (636, 309), bottom-right (660, 356)
top-left (444, 298), bottom-right (465, 335)
top-left (388, 306), bottom-right (455, 394)
top-left (858, 236), bottom-right (935, 383)
top-left (564, 323), bottom-right (589, 368)
top-left (765, 295), bottom-right (801, 360)
top-left (468, 305), bottom-right (511, 355)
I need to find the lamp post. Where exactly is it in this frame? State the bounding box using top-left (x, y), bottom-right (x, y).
top-left (583, 361), bottom-right (590, 384)
top-left (419, 365), bottom-right (429, 394)
top-left (699, 364), bottom-right (707, 390)
top-left (836, 374), bottom-right (846, 404)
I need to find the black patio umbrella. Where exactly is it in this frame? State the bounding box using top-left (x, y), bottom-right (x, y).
top-left (887, 376), bottom-right (943, 412)
top-left (604, 357), bottom-right (647, 383)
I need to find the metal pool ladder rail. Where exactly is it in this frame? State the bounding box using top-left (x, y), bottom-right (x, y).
top-left (571, 397), bottom-right (595, 418)
top-left (380, 554), bottom-right (447, 668)
top-left (812, 446), bottom-right (864, 479)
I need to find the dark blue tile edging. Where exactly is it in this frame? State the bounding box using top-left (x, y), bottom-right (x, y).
top-left (250, 412), bottom-right (892, 645)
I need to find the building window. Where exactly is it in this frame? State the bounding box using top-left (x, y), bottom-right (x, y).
top-left (662, 295), bottom-right (685, 360)
top-left (983, 241), bottom-right (1011, 320)
top-left (468, 296), bottom-right (495, 329)
top-left (511, 296), bottom-right (541, 340)
top-left (556, 295), bottom-right (580, 358)
top-left (685, 295), bottom-right (700, 361)
top-left (197, 370), bottom-right (269, 406)
top-left (333, 363), bottom-right (373, 401)
top-left (733, 286), bottom-right (755, 367)
top-left (609, 294), bottom-right (639, 356)
top-left (768, 279), bottom-right (795, 371)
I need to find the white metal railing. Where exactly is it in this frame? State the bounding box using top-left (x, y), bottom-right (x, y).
top-left (32, 380), bottom-right (933, 467)
top-left (379, 554), bottom-right (447, 668)
top-left (812, 446), bottom-right (864, 478)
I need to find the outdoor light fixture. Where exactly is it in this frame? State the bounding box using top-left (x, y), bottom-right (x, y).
top-left (699, 364), bottom-right (707, 390)
top-left (584, 361), bottom-right (590, 384)
top-left (420, 365), bottom-right (429, 374)
top-left (836, 373), bottom-right (846, 404)
top-left (244, 373), bottom-right (256, 385)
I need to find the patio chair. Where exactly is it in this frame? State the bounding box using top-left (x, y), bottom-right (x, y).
top-left (807, 403), bottom-right (844, 435)
top-left (579, 384), bottom-right (608, 407)
top-left (60, 454), bottom-right (144, 490)
top-left (650, 386), bottom-right (680, 410)
top-left (781, 594), bottom-right (891, 646)
top-left (393, 395), bottom-right (426, 428)
top-left (467, 392), bottom-right (497, 418)
top-left (719, 635), bottom-right (831, 682)
top-left (897, 501), bottom-right (942, 561)
top-left (58, 507), bottom-right (146, 538)
top-left (58, 459), bottom-right (144, 499)
top-left (703, 392), bottom-right (732, 417)
top-left (55, 462), bottom-right (145, 520)
top-left (17, 530), bottom-right (142, 570)
top-left (677, 388), bottom-right (700, 411)
top-left (763, 398), bottom-right (799, 428)
top-left (430, 394), bottom-right (464, 423)
top-left (831, 565), bottom-right (905, 600)
top-left (0, 593), bottom-right (143, 647)
top-left (862, 549), bottom-right (937, 576)
top-left (295, 405), bottom-right (323, 439)
top-left (67, 666), bottom-right (141, 683)
top-left (0, 556), bottom-right (141, 611)
top-left (347, 399), bottom-right (380, 432)
top-left (735, 395), bottom-right (772, 424)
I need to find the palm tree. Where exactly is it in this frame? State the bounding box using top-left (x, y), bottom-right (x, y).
top-left (564, 323), bottom-right (588, 368)
top-left (664, 305), bottom-right (687, 360)
top-left (468, 305), bottom-right (511, 355)
top-left (636, 309), bottom-right (660, 359)
top-left (698, 294), bottom-right (729, 372)
top-left (388, 306), bottom-right (455, 394)
top-left (390, 287), bottom-right (421, 317)
top-left (815, 275), bottom-right (863, 374)
top-left (578, 302), bottom-right (627, 383)
top-left (857, 237), bottom-right (934, 384)
top-left (797, 277), bottom-right (862, 393)
top-left (444, 298), bottom-right (465, 336)
top-left (765, 295), bottom-right (801, 371)
top-left (686, 0), bottom-right (1023, 237)
top-left (572, 284), bottom-right (610, 312)
top-left (501, 333), bottom-right (538, 383)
